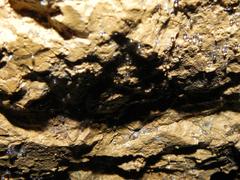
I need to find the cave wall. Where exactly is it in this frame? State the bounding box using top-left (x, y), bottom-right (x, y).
top-left (0, 0), bottom-right (240, 179)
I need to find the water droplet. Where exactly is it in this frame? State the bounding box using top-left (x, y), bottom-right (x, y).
top-left (125, 54), bottom-right (132, 65)
top-left (183, 33), bottom-right (188, 41)
top-left (173, 58), bottom-right (180, 63)
top-left (4, 170), bottom-right (10, 175)
top-left (3, 42), bottom-right (7, 47)
top-left (6, 147), bottom-right (14, 155)
top-left (192, 34), bottom-right (202, 46)
top-left (166, 165), bottom-right (172, 169)
top-left (173, 0), bottom-right (179, 8)
top-left (230, 19), bottom-right (235, 26)
top-left (8, 54), bottom-right (13, 61)
top-left (183, 33), bottom-right (191, 41)
top-left (167, 156), bottom-right (171, 162)
top-left (131, 131), bottom-right (139, 140)
top-left (17, 146), bottom-right (26, 157)
top-left (139, 127), bottom-right (148, 135)
top-left (188, 18), bottom-right (194, 29)
top-left (234, 44), bottom-right (240, 51)
top-left (53, 79), bottom-right (57, 85)
top-left (224, 6), bottom-right (233, 13)
top-left (137, 43), bottom-right (141, 49)
top-left (198, 38), bottom-right (203, 46)
top-left (142, 0), bottom-right (146, 10)
top-left (155, 39), bottom-right (160, 46)
top-left (66, 93), bottom-right (71, 100)
top-left (154, 136), bottom-right (162, 142)
top-left (99, 30), bottom-right (106, 37)
top-left (210, 51), bottom-right (217, 61)
top-left (192, 36), bottom-right (198, 44)
top-left (202, 121), bottom-right (212, 131)
top-left (40, 0), bottom-right (48, 6)
top-left (144, 88), bottom-right (151, 93)
top-left (222, 45), bottom-right (228, 55)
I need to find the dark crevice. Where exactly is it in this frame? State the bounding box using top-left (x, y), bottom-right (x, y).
top-left (196, 145), bottom-right (240, 174)
top-left (0, 1), bottom-right (239, 179)
top-left (0, 32), bottom-right (238, 129)
top-left (63, 155), bottom-right (145, 179)
top-left (0, 48), bottom-right (13, 68)
top-left (0, 61), bottom-right (7, 69)
top-left (8, 89), bottom-right (27, 104)
top-left (210, 170), bottom-right (240, 180)
top-left (0, 133), bottom-right (239, 179)
top-left (0, 11), bottom-right (239, 178)
top-left (197, 157), bottom-right (230, 170)
top-left (55, 143), bottom-right (240, 179)
top-left (143, 143), bottom-right (208, 170)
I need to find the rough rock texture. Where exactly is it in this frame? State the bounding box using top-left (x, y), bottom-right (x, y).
top-left (0, 0), bottom-right (240, 179)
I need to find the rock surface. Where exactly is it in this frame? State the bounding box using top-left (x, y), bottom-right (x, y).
top-left (0, 0), bottom-right (240, 179)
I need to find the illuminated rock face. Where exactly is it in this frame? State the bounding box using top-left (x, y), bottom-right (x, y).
top-left (0, 0), bottom-right (239, 179)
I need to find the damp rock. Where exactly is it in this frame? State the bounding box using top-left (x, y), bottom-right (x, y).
top-left (0, 0), bottom-right (239, 179)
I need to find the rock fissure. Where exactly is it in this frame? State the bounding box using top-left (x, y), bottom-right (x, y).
top-left (0, 0), bottom-right (239, 179)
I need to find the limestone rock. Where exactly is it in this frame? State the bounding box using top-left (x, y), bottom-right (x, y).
top-left (0, 0), bottom-right (239, 179)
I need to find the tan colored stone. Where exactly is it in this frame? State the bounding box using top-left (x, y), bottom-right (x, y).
top-left (227, 62), bottom-right (240, 73)
top-left (224, 84), bottom-right (240, 95)
top-left (16, 81), bottom-right (49, 107)
top-left (0, 63), bottom-right (22, 95)
top-left (221, 0), bottom-right (239, 6)
top-left (0, 0), bottom-right (239, 179)
top-left (118, 157), bottom-right (145, 171)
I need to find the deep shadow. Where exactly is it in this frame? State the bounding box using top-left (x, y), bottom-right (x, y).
top-left (0, 142), bottom-right (239, 179)
top-left (1, 2), bottom-right (239, 179)
top-left (210, 170), bottom-right (240, 180)
top-left (0, 32), bottom-right (239, 130)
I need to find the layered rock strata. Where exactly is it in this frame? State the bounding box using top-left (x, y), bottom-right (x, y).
top-left (0, 0), bottom-right (239, 179)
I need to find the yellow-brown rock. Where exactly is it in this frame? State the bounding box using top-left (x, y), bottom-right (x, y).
top-left (0, 0), bottom-right (239, 179)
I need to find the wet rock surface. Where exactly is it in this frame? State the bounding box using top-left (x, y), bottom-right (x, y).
top-left (0, 0), bottom-right (239, 179)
